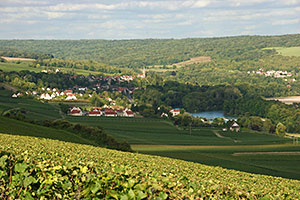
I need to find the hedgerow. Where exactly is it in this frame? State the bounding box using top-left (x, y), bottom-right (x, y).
top-left (0, 133), bottom-right (299, 199)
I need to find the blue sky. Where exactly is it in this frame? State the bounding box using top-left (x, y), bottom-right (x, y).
top-left (1, 0), bottom-right (300, 39)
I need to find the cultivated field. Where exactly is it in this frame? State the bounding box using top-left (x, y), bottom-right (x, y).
top-left (174, 56), bottom-right (211, 66)
top-left (266, 96), bottom-right (300, 105)
top-left (1, 133), bottom-right (300, 199)
top-left (1, 56), bottom-right (36, 61)
top-left (264, 46), bottom-right (300, 57)
top-left (66, 116), bottom-right (300, 179)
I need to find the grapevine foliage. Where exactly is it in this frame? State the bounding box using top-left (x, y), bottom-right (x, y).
top-left (0, 133), bottom-right (299, 199)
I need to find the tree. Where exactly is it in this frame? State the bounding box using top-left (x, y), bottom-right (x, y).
top-left (276, 122), bottom-right (286, 137)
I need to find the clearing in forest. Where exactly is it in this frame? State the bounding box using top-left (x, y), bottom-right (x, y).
top-left (264, 46), bottom-right (300, 57)
top-left (174, 56), bottom-right (211, 66)
top-left (1, 56), bottom-right (36, 62)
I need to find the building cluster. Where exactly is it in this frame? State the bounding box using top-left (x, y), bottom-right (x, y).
top-left (39, 89), bottom-right (83, 101)
top-left (248, 69), bottom-right (295, 80)
top-left (69, 106), bottom-right (135, 117)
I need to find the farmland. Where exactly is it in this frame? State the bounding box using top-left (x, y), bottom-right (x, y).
top-left (264, 46), bottom-right (300, 57)
top-left (1, 133), bottom-right (300, 199)
top-left (66, 116), bottom-right (300, 180)
top-left (0, 89), bottom-right (61, 120)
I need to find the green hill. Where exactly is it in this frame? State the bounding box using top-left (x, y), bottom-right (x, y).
top-left (0, 133), bottom-right (299, 199)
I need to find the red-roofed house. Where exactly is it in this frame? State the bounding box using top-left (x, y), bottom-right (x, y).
top-left (88, 111), bottom-right (102, 116)
top-left (169, 109), bottom-right (180, 117)
top-left (66, 94), bottom-right (77, 101)
top-left (105, 109), bottom-right (117, 117)
top-left (69, 107), bottom-right (82, 116)
top-left (124, 109), bottom-right (134, 117)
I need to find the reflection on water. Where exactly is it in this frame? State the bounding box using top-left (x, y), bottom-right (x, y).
top-left (190, 111), bottom-right (235, 120)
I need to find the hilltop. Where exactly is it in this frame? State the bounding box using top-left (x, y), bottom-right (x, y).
top-left (0, 133), bottom-right (300, 199)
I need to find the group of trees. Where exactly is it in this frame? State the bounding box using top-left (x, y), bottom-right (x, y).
top-left (1, 34), bottom-right (300, 68)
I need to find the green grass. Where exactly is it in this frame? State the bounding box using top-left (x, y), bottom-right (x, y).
top-left (264, 46), bottom-right (300, 57)
top-left (67, 116), bottom-right (290, 146)
top-left (66, 116), bottom-right (300, 179)
top-left (0, 62), bottom-right (40, 72)
top-left (0, 116), bottom-right (96, 146)
top-left (0, 89), bottom-right (61, 120)
top-left (0, 61), bottom-right (113, 76)
top-left (1, 133), bottom-right (300, 199)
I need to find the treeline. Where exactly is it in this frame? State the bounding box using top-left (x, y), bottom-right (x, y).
top-left (133, 80), bottom-right (242, 113)
top-left (33, 58), bottom-right (134, 74)
top-left (2, 108), bottom-right (132, 151)
top-left (0, 48), bottom-right (54, 60)
top-left (1, 34), bottom-right (300, 67)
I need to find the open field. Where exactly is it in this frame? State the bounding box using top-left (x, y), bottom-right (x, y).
top-left (0, 62), bottom-right (40, 73)
top-left (264, 46), bottom-right (300, 57)
top-left (1, 56), bottom-right (36, 61)
top-left (66, 116), bottom-right (300, 179)
top-left (0, 116), bottom-right (96, 146)
top-left (266, 96), bottom-right (300, 105)
top-left (174, 56), bottom-right (211, 66)
top-left (0, 89), bottom-right (61, 120)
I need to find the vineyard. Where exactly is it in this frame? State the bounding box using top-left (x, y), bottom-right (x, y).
top-left (0, 133), bottom-right (300, 199)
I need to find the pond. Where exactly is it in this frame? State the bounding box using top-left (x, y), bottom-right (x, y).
top-left (190, 111), bottom-right (235, 120)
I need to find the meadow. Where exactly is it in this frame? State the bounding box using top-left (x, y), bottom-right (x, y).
top-left (0, 61), bottom-right (108, 76)
top-left (264, 46), bottom-right (300, 57)
top-left (0, 89), bottom-right (61, 120)
top-left (1, 133), bottom-right (299, 199)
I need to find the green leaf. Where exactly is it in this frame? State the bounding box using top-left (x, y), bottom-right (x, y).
top-left (120, 195), bottom-right (128, 200)
top-left (0, 155), bottom-right (8, 168)
top-left (137, 191), bottom-right (147, 199)
top-left (14, 163), bottom-right (28, 173)
top-left (90, 182), bottom-right (101, 194)
top-left (24, 176), bottom-right (37, 187)
top-left (128, 189), bottom-right (135, 199)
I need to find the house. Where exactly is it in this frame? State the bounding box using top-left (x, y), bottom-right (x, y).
top-left (40, 93), bottom-right (52, 100)
top-left (161, 113), bottom-right (168, 118)
top-left (69, 107), bottom-right (82, 116)
top-left (169, 109), bottom-right (180, 117)
top-left (230, 122), bottom-right (240, 132)
top-left (65, 90), bottom-right (73, 95)
top-left (65, 94), bottom-right (77, 101)
top-left (124, 109), bottom-right (134, 117)
top-left (88, 111), bottom-right (102, 116)
top-left (116, 109), bottom-right (125, 117)
top-left (105, 109), bottom-right (117, 117)
top-left (12, 94), bottom-right (18, 98)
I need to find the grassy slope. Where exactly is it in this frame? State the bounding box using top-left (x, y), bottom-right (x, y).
top-left (67, 116), bottom-right (300, 180)
top-left (0, 116), bottom-right (96, 146)
top-left (1, 133), bottom-right (300, 199)
top-left (264, 47), bottom-right (300, 57)
top-left (0, 89), bottom-right (61, 120)
top-left (0, 62), bottom-right (106, 76)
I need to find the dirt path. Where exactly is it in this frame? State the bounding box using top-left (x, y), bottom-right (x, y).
top-left (213, 130), bottom-right (240, 143)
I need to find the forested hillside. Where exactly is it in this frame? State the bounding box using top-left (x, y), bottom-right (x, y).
top-left (1, 34), bottom-right (300, 68)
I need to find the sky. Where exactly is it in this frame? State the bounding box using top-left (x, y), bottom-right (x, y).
top-left (0, 0), bottom-right (300, 39)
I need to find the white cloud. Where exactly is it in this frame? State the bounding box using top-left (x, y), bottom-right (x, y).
top-left (272, 19), bottom-right (299, 25)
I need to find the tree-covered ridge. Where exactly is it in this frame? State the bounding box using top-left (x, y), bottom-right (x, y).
top-left (1, 34), bottom-right (300, 67)
top-left (0, 133), bottom-right (299, 199)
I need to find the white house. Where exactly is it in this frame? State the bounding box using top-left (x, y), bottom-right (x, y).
top-left (66, 94), bottom-right (77, 101)
top-left (169, 109), bottom-right (180, 117)
top-left (12, 94), bottom-right (18, 98)
top-left (69, 107), bottom-right (82, 116)
top-left (40, 93), bottom-right (52, 100)
top-left (230, 122), bottom-right (240, 132)
top-left (88, 111), bottom-right (102, 116)
top-left (124, 109), bottom-right (134, 117)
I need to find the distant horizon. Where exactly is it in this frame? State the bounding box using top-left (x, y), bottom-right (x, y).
top-left (1, 33), bottom-right (300, 41)
top-left (1, 0), bottom-right (299, 40)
